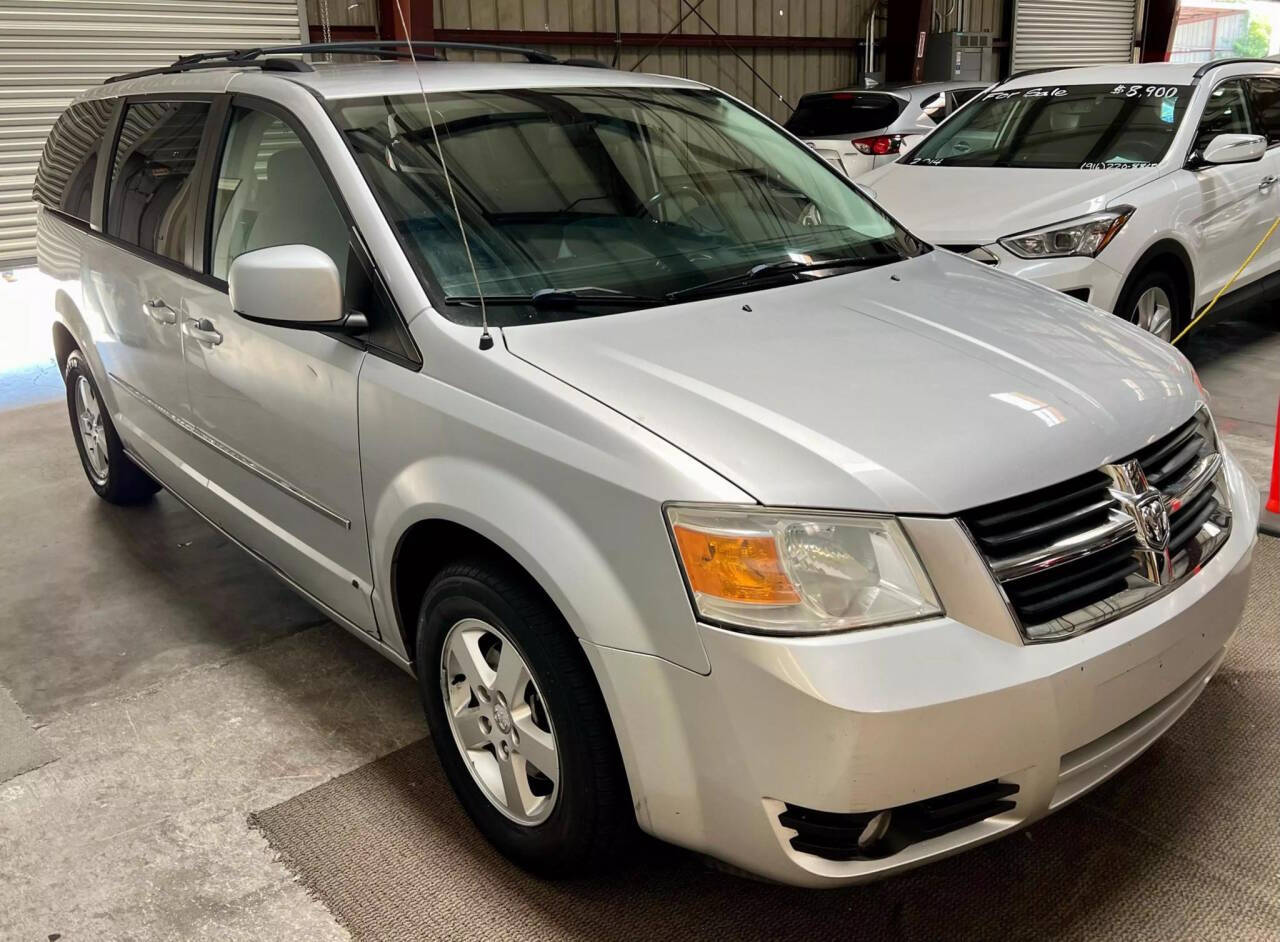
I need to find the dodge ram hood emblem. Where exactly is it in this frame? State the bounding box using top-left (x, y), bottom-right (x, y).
top-left (1104, 459), bottom-right (1173, 585)
top-left (1135, 493), bottom-right (1170, 551)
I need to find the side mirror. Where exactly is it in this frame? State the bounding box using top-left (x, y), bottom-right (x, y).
top-left (228, 244), bottom-right (366, 333)
top-left (1200, 133), bottom-right (1267, 166)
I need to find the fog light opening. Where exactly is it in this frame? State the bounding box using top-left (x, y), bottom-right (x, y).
top-left (857, 810), bottom-right (892, 852)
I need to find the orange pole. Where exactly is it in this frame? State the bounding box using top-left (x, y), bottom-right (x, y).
top-left (1267, 397), bottom-right (1280, 514)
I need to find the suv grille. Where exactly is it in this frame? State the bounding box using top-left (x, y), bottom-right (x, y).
top-left (1131, 415), bottom-right (1226, 557)
top-left (961, 409), bottom-right (1231, 641)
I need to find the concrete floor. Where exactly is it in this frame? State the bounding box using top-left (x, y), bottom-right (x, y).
top-left (0, 271), bottom-right (420, 939)
top-left (0, 399), bottom-right (426, 940)
top-left (0, 260), bottom-right (1276, 938)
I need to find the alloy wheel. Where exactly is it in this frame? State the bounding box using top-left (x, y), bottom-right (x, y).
top-left (1131, 285), bottom-right (1173, 341)
top-left (439, 617), bottom-right (560, 825)
top-left (74, 375), bottom-right (109, 484)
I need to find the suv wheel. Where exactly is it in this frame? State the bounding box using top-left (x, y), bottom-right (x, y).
top-left (415, 558), bottom-right (630, 876)
top-left (64, 351), bottom-right (160, 504)
top-left (1118, 267), bottom-right (1185, 342)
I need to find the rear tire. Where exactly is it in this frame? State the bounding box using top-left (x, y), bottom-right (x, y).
top-left (64, 351), bottom-right (160, 504)
top-left (415, 557), bottom-right (632, 877)
top-left (1116, 265), bottom-right (1187, 343)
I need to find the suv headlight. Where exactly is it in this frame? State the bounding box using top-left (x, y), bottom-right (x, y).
top-left (666, 505), bottom-right (942, 634)
top-left (998, 207), bottom-right (1134, 259)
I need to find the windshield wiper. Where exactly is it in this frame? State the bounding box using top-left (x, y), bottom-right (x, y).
top-left (441, 254), bottom-right (910, 313)
top-left (665, 253), bottom-right (907, 302)
top-left (444, 286), bottom-right (664, 310)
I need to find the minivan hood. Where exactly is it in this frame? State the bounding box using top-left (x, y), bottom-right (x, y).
top-left (503, 251), bottom-right (1202, 514)
top-left (858, 163), bottom-right (1167, 244)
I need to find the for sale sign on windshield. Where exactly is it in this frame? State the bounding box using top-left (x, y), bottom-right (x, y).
top-left (901, 83), bottom-right (1192, 169)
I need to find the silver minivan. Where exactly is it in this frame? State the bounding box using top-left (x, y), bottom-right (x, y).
top-left (36, 44), bottom-right (1257, 888)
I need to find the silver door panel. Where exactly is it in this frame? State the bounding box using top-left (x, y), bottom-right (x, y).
top-left (180, 280), bottom-right (375, 633)
top-left (83, 236), bottom-right (207, 501)
top-left (1183, 162), bottom-right (1273, 301)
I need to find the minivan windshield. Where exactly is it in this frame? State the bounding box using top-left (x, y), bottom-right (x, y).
top-left (333, 87), bottom-right (922, 325)
top-left (903, 83), bottom-right (1192, 169)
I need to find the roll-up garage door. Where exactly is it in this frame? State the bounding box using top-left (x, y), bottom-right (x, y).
top-left (0, 1), bottom-right (306, 266)
top-left (1011, 0), bottom-right (1138, 74)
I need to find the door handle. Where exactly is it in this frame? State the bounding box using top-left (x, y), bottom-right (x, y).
top-left (143, 298), bottom-right (177, 325)
top-left (183, 317), bottom-right (223, 346)
top-left (1260, 175), bottom-right (1278, 192)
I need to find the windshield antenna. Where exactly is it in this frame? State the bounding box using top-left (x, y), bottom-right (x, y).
top-left (392, 1), bottom-right (493, 350)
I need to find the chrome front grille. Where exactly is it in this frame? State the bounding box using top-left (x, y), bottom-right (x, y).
top-left (961, 408), bottom-right (1231, 642)
top-left (1002, 537), bottom-right (1144, 627)
top-left (1133, 414), bottom-right (1205, 490)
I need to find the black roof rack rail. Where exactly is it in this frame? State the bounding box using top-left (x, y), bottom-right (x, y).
top-left (267, 40), bottom-right (561, 64)
top-left (104, 40), bottom-right (561, 85)
top-left (1191, 56), bottom-right (1276, 82)
top-left (559, 57), bottom-right (611, 69)
top-left (105, 56), bottom-right (312, 84)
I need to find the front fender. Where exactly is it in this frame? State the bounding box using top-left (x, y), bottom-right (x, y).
top-left (370, 454), bottom-right (711, 673)
top-left (1126, 234), bottom-right (1197, 306)
top-left (357, 343), bottom-right (748, 676)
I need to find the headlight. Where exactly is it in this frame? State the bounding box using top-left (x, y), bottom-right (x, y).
top-left (666, 505), bottom-right (942, 634)
top-left (998, 207), bottom-right (1134, 259)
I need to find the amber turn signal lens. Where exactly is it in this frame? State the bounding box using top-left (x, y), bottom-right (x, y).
top-left (672, 525), bottom-right (800, 605)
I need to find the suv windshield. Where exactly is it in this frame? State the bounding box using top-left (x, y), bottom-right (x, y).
top-left (784, 92), bottom-right (907, 137)
top-left (333, 87), bottom-right (921, 325)
top-left (903, 82), bottom-right (1192, 169)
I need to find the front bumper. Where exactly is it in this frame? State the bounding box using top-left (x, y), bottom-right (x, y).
top-left (984, 247), bottom-right (1127, 313)
top-left (586, 455), bottom-right (1258, 887)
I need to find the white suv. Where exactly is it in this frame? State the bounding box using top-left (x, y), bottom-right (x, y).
top-left (859, 60), bottom-right (1280, 341)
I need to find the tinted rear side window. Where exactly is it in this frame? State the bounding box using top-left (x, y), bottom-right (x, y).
top-left (784, 93), bottom-right (906, 137)
top-left (1247, 77), bottom-right (1280, 144)
top-left (107, 100), bottom-right (209, 263)
top-left (33, 99), bottom-right (115, 224)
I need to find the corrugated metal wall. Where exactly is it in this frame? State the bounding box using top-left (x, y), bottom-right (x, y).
top-left (311, 0), bottom-right (378, 36)
top-left (429, 0), bottom-right (865, 123)
top-left (0, 0), bottom-right (306, 265)
top-left (1012, 0), bottom-right (1138, 71)
top-left (1170, 11), bottom-right (1248, 64)
top-left (932, 0), bottom-right (1005, 35)
top-left (306, 1), bottom-right (1012, 120)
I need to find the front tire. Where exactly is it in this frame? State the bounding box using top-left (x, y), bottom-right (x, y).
top-left (415, 558), bottom-right (631, 876)
top-left (64, 351), bottom-right (160, 504)
top-left (1116, 266), bottom-right (1186, 342)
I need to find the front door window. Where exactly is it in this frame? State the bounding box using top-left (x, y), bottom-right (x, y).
top-left (208, 108), bottom-right (349, 287)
